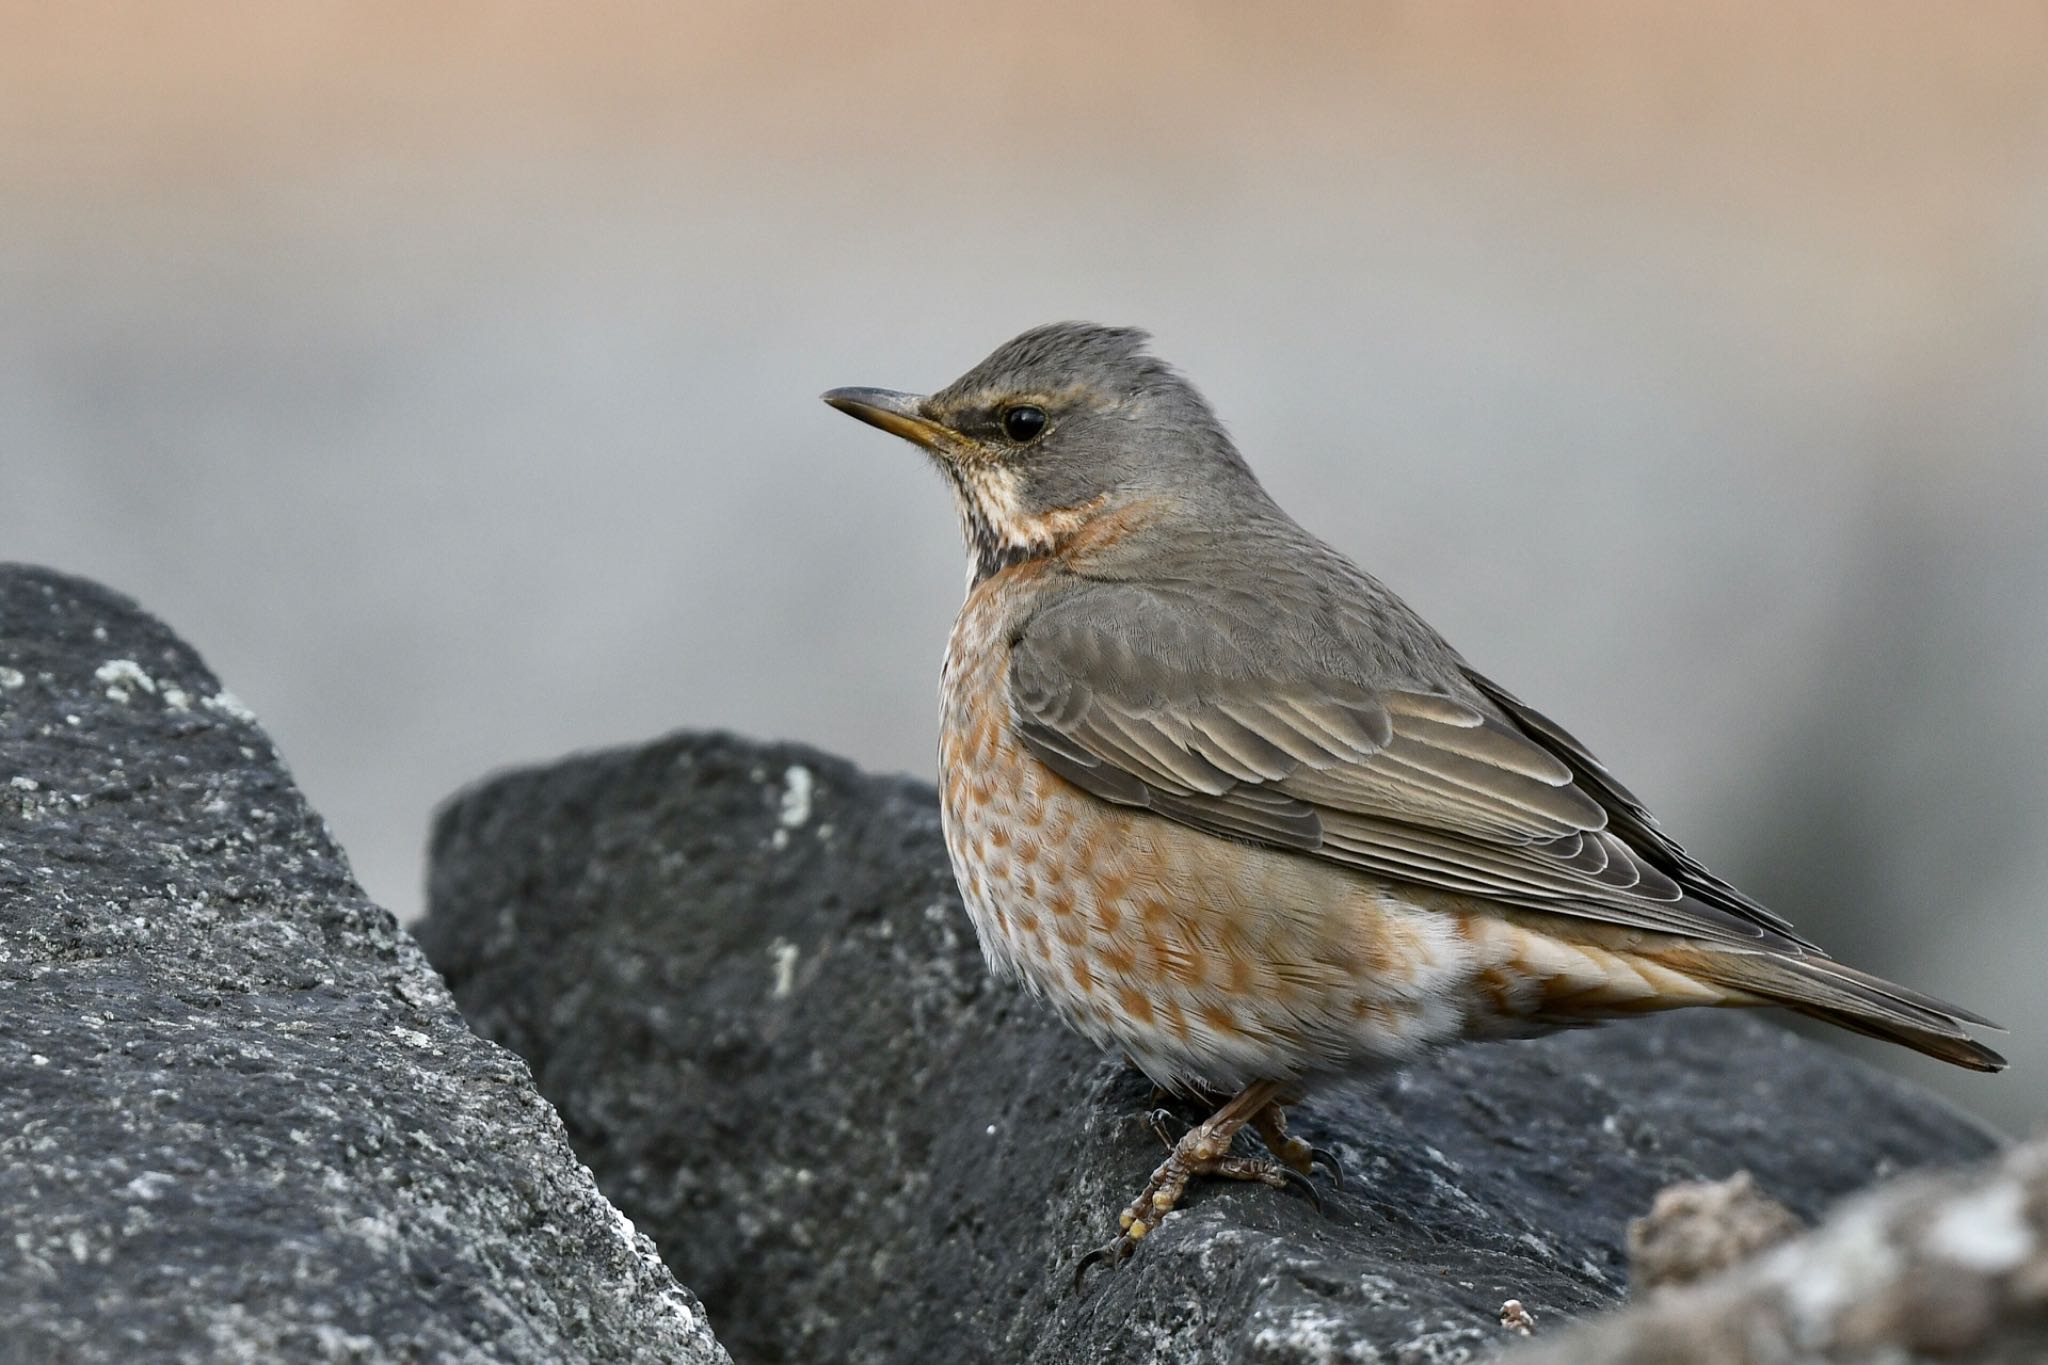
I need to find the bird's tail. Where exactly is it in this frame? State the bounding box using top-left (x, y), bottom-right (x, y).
top-left (1663, 945), bottom-right (2007, 1073)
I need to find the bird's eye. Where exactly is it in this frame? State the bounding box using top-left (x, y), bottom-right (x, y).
top-left (1000, 404), bottom-right (1047, 444)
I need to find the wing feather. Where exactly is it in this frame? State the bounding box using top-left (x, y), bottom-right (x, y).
top-left (1008, 586), bottom-right (1810, 951)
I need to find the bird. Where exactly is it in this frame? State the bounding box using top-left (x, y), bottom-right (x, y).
top-left (821, 322), bottom-right (2004, 1278)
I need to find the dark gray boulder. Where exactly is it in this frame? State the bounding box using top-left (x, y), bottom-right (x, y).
top-left (417, 730), bottom-right (2003, 1365)
top-left (0, 566), bottom-right (727, 1365)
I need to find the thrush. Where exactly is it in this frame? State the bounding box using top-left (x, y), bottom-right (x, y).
top-left (823, 323), bottom-right (2004, 1278)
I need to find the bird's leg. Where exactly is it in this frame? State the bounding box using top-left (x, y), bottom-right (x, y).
top-left (1250, 1101), bottom-right (1344, 1189)
top-left (1076, 1078), bottom-right (1313, 1289)
top-left (1249, 1100), bottom-right (1313, 1174)
top-left (1146, 1107), bottom-right (1187, 1149)
top-left (1140, 1083), bottom-right (1223, 1149)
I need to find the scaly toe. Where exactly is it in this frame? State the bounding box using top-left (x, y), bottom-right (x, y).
top-left (1206, 1152), bottom-right (1328, 1214)
top-left (1271, 1133), bottom-right (1316, 1176)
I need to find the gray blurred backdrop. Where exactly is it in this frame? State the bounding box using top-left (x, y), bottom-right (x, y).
top-left (5, 3), bottom-right (2044, 1131)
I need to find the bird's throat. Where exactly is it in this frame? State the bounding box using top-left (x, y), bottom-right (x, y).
top-left (947, 463), bottom-right (1063, 588)
top-left (946, 466), bottom-right (1149, 590)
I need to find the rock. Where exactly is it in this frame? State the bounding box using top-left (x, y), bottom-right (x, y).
top-left (1625, 1171), bottom-right (1804, 1292)
top-left (418, 730), bottom-right (2004, 1365)
top-left (1504, 1139), bottom-right (2048, 1364)
top-left (0, 566), bottom-right (727, 1365)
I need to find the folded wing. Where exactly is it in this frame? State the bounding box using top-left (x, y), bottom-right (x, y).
top-left (1009, 584), bottom-right (1815, 952)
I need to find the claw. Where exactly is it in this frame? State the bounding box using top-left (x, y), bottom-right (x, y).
top-left (1072, 1237), bottom-right (1134, 1295)
top-left (1147, 1108), bottom-right (1186, 1148)
top-left (1278, 1165), bottom-right (1324, 1215)
top-left (1309, 1144), bottom-right (1345, 1191)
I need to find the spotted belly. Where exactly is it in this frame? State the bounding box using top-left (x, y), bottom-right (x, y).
top-left (938, 581), bottom-right (1725, 1094)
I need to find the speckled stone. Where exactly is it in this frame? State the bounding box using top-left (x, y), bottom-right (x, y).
top-left (1502, 1138), bottom-right (2048, 1364)
top-left (0, 565), bottom-right (727, 1365)
top-left (418, 730), bottom-right (2004, 1365)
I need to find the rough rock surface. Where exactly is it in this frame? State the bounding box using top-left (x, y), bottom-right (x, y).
top-left (0, 566), bottom-right (727, 1365)
top-left (1504, 1138), bottom-right (2048, 1364)
top-left (418, 730), bottom-right (2004, 1365)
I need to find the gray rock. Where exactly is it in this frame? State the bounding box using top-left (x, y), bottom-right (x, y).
top-left (417, 730), bottom-right (2004, 1365)
top-left (0, 566), bottom-right (727, 1365)
top-left (1502, 1138), bottom-right (2048, 1364)
top-left (1623, 1171), bottom-right (1804, 1293)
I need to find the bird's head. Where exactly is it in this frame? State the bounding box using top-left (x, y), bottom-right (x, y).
top-left (824, 323), bottom-right (1261, 583)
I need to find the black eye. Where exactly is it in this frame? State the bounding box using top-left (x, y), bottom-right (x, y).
top-left (1000, 404), bottom-right (1047, 444)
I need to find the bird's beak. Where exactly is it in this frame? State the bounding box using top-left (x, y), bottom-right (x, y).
top-left (821, 387), bottom-right (957, 455)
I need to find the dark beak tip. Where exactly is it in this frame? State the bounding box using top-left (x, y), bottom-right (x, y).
top-left (820, 387), bottom-right (946, 453)
top-left (821, 386), bottom-right (923, 417)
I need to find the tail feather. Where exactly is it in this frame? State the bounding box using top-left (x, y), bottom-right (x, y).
top-left (1786, 1006), bottom-right (2008, 1073)
top-left (1671, 948), bottom-right (2007, 1074)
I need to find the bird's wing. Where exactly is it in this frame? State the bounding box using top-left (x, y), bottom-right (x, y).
top-left (1008, 583), bottom-right (1814, 951)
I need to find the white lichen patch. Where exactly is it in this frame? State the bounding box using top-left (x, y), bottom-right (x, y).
top-left (607, 1202), bottom-right (702, 1334)
top-left (1927, 1179), bottom-right (2033, 1272)
top-left (608, 1202), bottom-right (646, 1255)
top-left (123, 1171), bottom-right (177, 1201)
top-left (203, 690), bottom-right (259, 724)
top-left (9, 777), bottom-right (37, 792)
top-left (348, 1210), bottom-right (403, 1254)
top-left (93, 658), bottom-right (157, 703)
top-left (0, 666), bottom-right (24, 690)
top-left (769, 938), bottom-right (799, 998)
top-left (310, 1326), bottom-right (381, 1357)
top-left (770, 765), bottom-right (817, 849)
top-left (1247, 1304), bottom-right (1362, 1362)
top-left (161, 686), bottom-right (192, 712)
top-left (1776, 1198), bottom-right (1900, 1330)
top-left (778, 764), bottom-right (815, 828)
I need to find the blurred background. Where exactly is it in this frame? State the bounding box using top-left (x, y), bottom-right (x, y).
top-left (4, 2), bottom-right (2043, 1131)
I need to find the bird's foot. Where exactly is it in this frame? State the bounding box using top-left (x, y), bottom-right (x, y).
top-left (1073, 1145), bottom-right (1302, 1289)
top-left (1251, 1101), bottom-right (1344, 1190)
top-left (1074, 1082), bottom-right (1323, 1293)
